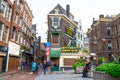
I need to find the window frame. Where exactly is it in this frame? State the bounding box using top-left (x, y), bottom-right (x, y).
top-left (52, 17), bottom-right (61, 28)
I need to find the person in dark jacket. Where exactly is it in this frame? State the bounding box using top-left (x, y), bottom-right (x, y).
top-left (82, 60), bottom-right (91, 78)
top-left (43, 60), bottom-right (48, 75)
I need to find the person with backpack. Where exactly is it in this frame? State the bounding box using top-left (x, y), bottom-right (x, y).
top-left (47, 59), bottom-right (53, 74)
top-left (29, 61), bottom-right (37, 74)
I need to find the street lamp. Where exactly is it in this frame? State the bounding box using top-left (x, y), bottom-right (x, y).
top-left (92, 40), bottom-right (99, 66)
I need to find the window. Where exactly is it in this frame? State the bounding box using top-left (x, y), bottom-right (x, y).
top-left (52, 18), bottom-right (60, 28)
top-left (18, 2), bottom-right (23, 11)
top-left (81, 34), bottom-right (82, 41)
top-left (15, 29), bottom-right (19, 42)
top-left (12, 27), bottom-right (16, 40)
top-left (115, 25), bottom-right (118, 34)
top-left (79, 26), bottom-right (81, 30)
top-left (0, 0), bottom-right (6, 14)
top-left (0, 22), bottom-right (3, 40)
top-left (14, 13), bottom-right (18, 23)
top-left (5, 6), bottom-right (11, 20)
top-left (20, 37), bottom-right (23, 44)
top-left (108, 40), bottom-right (112, 50)
top-left (116, 39), bottom-right (119, 50)
top-left (107, 27), bottom-right (111, 36)
top-left (52, 33), bottom-right (59, 43)
top-left (78, 32), bottom-right (80, 39)
top-left (19, 18), bottom-right (22, 26)
top-left (3, 26), bottom-right (9, 42)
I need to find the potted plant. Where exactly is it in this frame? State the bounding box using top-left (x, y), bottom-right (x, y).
top-left (72, 58), bottom-right (85, 74)
top-left (93, 62), bottom-right (120, 80)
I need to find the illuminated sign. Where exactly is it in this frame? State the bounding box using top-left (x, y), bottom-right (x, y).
top-left (61, 47), bottom-right (80, 53)
top-left (65, 26), bottom-right (74, 37)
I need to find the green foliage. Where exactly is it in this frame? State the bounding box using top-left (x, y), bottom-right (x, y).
top-left (83, 49), bottom-right (88, 53)
top-left (72, 58), bottom-right (85, 69)
top-left (72, 63), bottom-right (84, 69)
top-left (98, 57), bottom-right (107, 64)
top-left (96, 63), bottom-right (120, 78)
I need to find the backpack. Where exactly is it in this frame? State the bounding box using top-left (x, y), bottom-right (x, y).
top-left (47, 60), bottom-right (52, 66)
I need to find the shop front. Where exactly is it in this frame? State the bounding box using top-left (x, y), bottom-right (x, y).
top-left (49, 49), bottom-right (61, 71)
top-left (0, 46), bottom-right (8, 72)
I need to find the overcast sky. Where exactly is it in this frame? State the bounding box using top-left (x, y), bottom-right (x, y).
top-left (27, 0), bottom-right (120, 42)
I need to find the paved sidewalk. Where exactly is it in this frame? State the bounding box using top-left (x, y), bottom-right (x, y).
top-left (0, 71), bottom-right (38, 80)
top-left (0, 70), bottom-right (93, 80)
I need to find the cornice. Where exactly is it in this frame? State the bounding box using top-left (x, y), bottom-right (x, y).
top-left (48, 14), bottom-right (77, 28)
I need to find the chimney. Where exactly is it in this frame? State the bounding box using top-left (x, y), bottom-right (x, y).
top-left (66, 4), bottom-right (70, 18)
top-left (99, 15), bottom-right (104, 18)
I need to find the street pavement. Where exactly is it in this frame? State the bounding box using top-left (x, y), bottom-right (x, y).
top-left (35, 70), bottom-right (93, 80)
top-left (0, 70), bottom-right (93, 80)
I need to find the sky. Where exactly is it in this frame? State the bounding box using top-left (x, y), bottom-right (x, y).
top-left (26, 0), bottom-right (120, 42)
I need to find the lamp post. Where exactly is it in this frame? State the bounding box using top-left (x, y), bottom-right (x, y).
top-left (92, 41), bottom-right (99, 66)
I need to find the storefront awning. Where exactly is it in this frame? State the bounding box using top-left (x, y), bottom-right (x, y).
top-left (50, 50), bottom-right (61, 58)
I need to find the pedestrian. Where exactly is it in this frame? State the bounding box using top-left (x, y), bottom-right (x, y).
top-left (82, 60), bottom-right (91, 78)
top-left (29, 60), bottom-right (37, 74)
top-left (43, 60), bottom-right (48, 75)
top-left (37, 61), bottom-right (43, 74)
top-left (47, 59), bottom-right (53, 74)
top-left (21, 60), bottom-right (26, 71)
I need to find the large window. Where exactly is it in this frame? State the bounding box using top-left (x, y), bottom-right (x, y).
top-left (5, 6), bottom-right (11, 20)
top-left (52, 18), bottom-right (60, 28)
top-left (3, 26), bottom-right (9, 42)
top-left (0, 0), bottom-right (6, 15)
top-left (108, 40), bottom-right (112, 50)
top-left (52, 33), bottom-right (59, 43)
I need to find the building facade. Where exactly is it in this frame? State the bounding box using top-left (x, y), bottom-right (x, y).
top-left (87, 14), bottom-right (120, 61)
top-left (0, 0), bottom-right (12, 72)
top-left (0, 0), bottom-right (35, 72)
top-left (76, 19), bottom-right (84, 48)
top-left (83, 33), bottom-right (89, 50)
top-left (47, 4), bottom-right (83, 70)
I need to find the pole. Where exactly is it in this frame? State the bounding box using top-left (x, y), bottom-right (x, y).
top-left (6, 47), bottom-right (9, 72)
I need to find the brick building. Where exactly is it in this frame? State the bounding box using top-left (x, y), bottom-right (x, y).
top-left (0, 0), bottom-right (12, 72)
top-left (47, 4), bottom-right (84, 70)
top-left (87, 14), bottom-right (120, 61)
top-left (0, 0), bottom-right (35, 72)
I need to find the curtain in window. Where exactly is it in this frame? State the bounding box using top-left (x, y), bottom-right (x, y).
top-left (52, 33), bottom-right (59, 43)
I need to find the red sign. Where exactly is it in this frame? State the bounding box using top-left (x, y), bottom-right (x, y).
top-left (46, 51), bottom-right (50, 56)
top-left (46, 47), bottom-right (50, 56)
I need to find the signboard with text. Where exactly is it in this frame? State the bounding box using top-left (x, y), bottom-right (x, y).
top-left (61, 47), bottom-right (80, 53)
top-left (65, 26), bottom-right (74, 38)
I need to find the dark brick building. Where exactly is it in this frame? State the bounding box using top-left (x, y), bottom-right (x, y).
top-left (88, 14), bottom-right (120, 62)
top-left (47, 4), bottom-right (80, 70)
